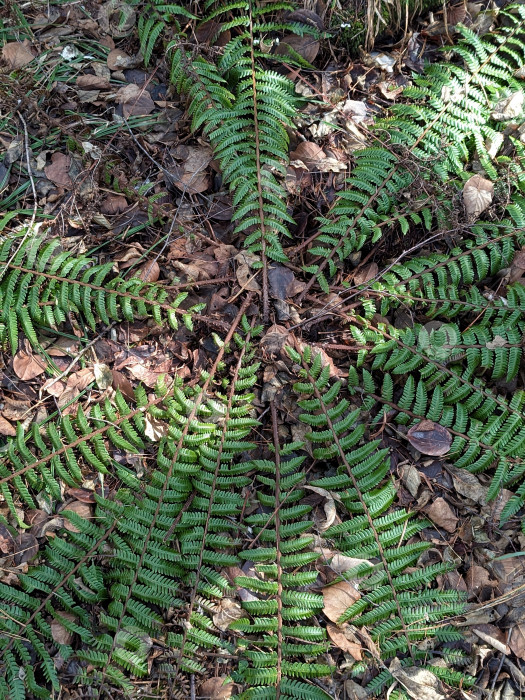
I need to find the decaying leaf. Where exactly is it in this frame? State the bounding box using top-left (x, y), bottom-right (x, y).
top-left (94, 363), bottom-right (113, 390)
top-left (390, 663), bottom-right (446, 700)
top-left (425, 497), bottom-right (458, 533)
top-left (144, 414), bottom-right (169, 441)
top-left (13, 350), bottom-right (47, 380)
top-left (326, 622), bottom-right (362, 660)
top-left (407, 420), bottom-right (451, 456)
top-left (62, 502), bottom-right (94, 533)
top-left (322, 580), bottom-right (360, 623)
top-left (169, 144), bottom-right (213, 194)
top-left (212, 597), bottom-right (243, 631)
top-left (199, 677), bottom-right (236, 699)
top-left (14, 533), bottom-right (39, 565)
top-left (45, 152), bottom-right (73, 188)
top-left (115, 83), bottom-right (155, 118)
top-left (2, 42), bottom-right (34, 69)
top-left (51, 612), bottom-right (77, 645)
top-left (463, 174), bottom-right (494, 218)
top-left (0, 415), bottom-right (16, 437)
top-left (509, 624), bottom-right (525, 660)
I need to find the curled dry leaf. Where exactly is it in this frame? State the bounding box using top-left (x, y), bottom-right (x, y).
top-left (98, 0), bottom-right (136, 37)
top-left (326, 622), bottom-right (362, 660)
top-left (144, 414), bottom-right (169, 441)
top-left (13, 350), bottom-right (47, 380)
top-left (425, 497), bottom-right (458, 533)
top-left (2, 42), bottom-right (35, 69)
top-left (212, 597), bottom-right (243, 631)
top-left (260, 324), bottom-right (290, 357)
top-left (463, 174), bottom-right (494, 218)
top-left (76, 74), bottom-right (110, 90)
top-left (322, 580), bottom-right (360, 623)
top-left (509, 624), bottom-right (525, 660)
top-left (169, 144), bottom-right (213, 194)
top-left (407, 420), bottom-right (451, 456)
top-left (353, 262), bottom-right (378, 286)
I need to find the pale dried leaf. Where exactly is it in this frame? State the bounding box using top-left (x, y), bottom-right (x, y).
top-left (2, 42), bottom-right (34, 69)
top-left (400, 464), bottom-right (421, 498)
top-left (486, 335), bottom-right (507, 349)
top-left (0, 416), bottom-right (16, 437)
top-left (322, 580), bottom-right (360, 623)
top-left (390, 664), bottom-right (446, 700)
top-left (94, 363), bottom-right (113, 390)
top-left (212, 597), bottom-right (243, 631)
top-left (446, 465), bottom-right (487, 505)
top-left (76, 74), bottom-right (110, 89)
top-left (463, 174), bottom-right (494, 218)
top-left (326, 622), bottom-right (362, 660)
top-left (491, 91), bottom-right (524, 121)
top-left (115, 83), bottom-right (154, 118)
top-left (138, 260), bottom-right (160, 283)
top-left (13, 350), bottom-right (46, 380)
top-left (425, 497), bottom-right (458, 533)
top-left (354, 262), bottom-right (378, 286)
top-left (144, 414), bottom-right (168, 441)
top-left (509, 624), bottom-right (525, 660)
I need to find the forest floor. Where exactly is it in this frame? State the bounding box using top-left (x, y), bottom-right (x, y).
top-left (1, 0), bottom-right (525, 699)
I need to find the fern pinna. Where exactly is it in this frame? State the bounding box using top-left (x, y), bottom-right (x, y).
top-left (300, 3), bottom-right (525, 296)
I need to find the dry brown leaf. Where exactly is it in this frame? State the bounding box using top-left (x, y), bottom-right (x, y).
top-left (169, 144), bottom-right (213, 194)
top-left (65, 368), bottom-right (96, 393)
top-left (0, 416), bottom-right (16, 437)
top-left (2, 42), bottom-right (34, 69)
top-left (353, 262), bottom-right (379, 286)
top-left (407, 420), bottom-right (451, 456)
top-left (304, 485), bottom-right (340, 531)
top-left (212, 597), bottom-right (243, 631)
top-left (290, 142), bottom-right (326, 170)
top-left (76, 74), bottom-right (110, 89)
top-left (107, 48), bottom-right (133, 70)
top-left (115, 83), bottom-right (155, 118)
top-left (138, 260), bottom-right (160, 283)
top-left (63, 502), bottom-right (94, 532)
top-left (100, 194), bottom-right (129, 215)
top-left (13, 350), bottom-right (46, 380)
top-left (260, 324), bottom-right (290, 357)
top-left (111, 370), bottom-right (136, 401)
top-left (425, 497), bottom-right (458, 533)
top-left (326, 622), bottom-right (362, 660)
top-left (466, 564), bottom-right (496, 599)
top-left (322, 580), bottom-right (360, 623)
top-left (491, 91), bottom-right (524, 121)
top-left (14, 533), bottom-right (39, 565)
top-left (445, 464), bottom-right (487, 505)
top-left (199, 677), bottom-right (236, 699)
top-left (51, 612), bottom-right (77, 645)
top-left (65, 488), bottom-right (96, 503)
top-left (509, 624), bottom-right (525, 660)
top-left (463, 174), bottom-right (494, 218)
top-left (400, 464), bottom-right (421, 498)
top-left (274, 33), bottom-right (319, 63)
top-left (472, 624), bottom-right (510, 654)
top-left (45, 152), bottom-right (73, 188)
